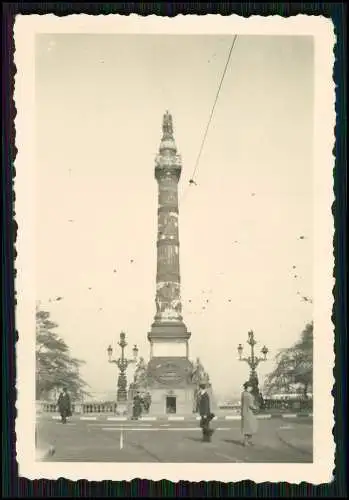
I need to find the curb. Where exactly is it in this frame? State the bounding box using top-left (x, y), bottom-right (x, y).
top-left (37, 413), bottom-right (312, 422)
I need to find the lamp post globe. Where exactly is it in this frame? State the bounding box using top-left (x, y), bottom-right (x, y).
top-left (132, 344), bottom-right (139, 360)
top-left (107, 345), bottom-right (113, 361)
top-left (261, 345), bottom-right (269, 360)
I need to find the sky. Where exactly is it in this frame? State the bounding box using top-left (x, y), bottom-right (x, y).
top-left (35, 34), bottom-right (314, 401)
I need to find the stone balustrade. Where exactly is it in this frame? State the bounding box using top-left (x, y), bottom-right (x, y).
top-left (36, 400), bottom-right (120, 415)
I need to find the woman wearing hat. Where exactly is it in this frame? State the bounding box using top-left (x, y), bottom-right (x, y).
top-left (241, 381), bottom-right (258, 446)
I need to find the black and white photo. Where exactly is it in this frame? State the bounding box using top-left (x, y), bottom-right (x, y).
top-left (15, 14), bottom-right (335, 483)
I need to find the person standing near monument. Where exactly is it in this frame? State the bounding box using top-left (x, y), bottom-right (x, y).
top-left (198, 382), bottom-right (214, 442)
top-left (57, 387), bottom-right (71, 424)
top-left (142, 392), bottom-right (151, 413)
top-left (241, 381), bottom-right (258, 446)
top-left (132, 391), bottom-right (142, 420)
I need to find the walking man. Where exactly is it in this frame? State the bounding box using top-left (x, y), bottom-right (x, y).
top-left (241, 381), bottom-right (258, 446)
top-left (57, 387), bottom-right (71, 424)
top-left (198, 383), bottom-right (214, 442)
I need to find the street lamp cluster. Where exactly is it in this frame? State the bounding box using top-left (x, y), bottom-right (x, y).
top-left (237, 330), bottom-right (269, 398)
top-left (107, 332), bottom-right (138, 405)
top-left (106, 329), bottom-right (268, 412)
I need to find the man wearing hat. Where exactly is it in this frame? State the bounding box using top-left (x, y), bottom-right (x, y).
top-left (198, 382), bottom-right (214, 442)
top-left (57, 387), bottom-right (72, 424)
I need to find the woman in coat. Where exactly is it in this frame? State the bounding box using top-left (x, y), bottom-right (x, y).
top-left (241, 381), bottom-right (258, 446)
top-left (57, 387), bottom-right (72, 424)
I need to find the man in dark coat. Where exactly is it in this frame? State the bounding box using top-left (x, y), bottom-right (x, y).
top-left (132, 392), bottom-right (142, 420)
top-left (198, 383), bottom-right (214, 442)
top-left (57, 387), bottom-right (71, 424)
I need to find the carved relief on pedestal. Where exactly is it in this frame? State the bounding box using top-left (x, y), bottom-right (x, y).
top-left (150, 360), bottom-right (191, 386)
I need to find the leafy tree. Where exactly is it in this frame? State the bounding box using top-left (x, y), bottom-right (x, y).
top-left (36, 305), bottom-right (90, 400)
top-left (264, 322), bottom-right (313, 399)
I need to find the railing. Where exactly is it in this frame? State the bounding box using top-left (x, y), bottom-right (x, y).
top-left (80, 403), bottom-right (118, 413)
top-left (218, 404), bottom-right (240, 411)
top-left (262, 398), bottom-right (313, 412)
top-left (36, 400), bottom-right (119, 414)
top-left (218, 399), bottom-right (313, 413)
top-left (37, 398), bottom-right (313, 416)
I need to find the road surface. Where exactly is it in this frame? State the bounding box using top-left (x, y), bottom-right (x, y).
top-left (36, 417), bottom-right (313, 463)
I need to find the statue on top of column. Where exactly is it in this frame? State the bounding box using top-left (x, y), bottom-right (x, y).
top-left (162, 110), bottom-right (173, 137)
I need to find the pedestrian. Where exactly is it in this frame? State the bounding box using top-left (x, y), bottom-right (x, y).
top-left (198, 383), bottom-right (214, 442)
top-left (143, 392), bottom-right (151, 413)
top-left (57, 387), bottom-right (72, 424)
top-left (241, 381), bottom-right (258, 446)
top-left (132, 391), bottom-right (142, 420)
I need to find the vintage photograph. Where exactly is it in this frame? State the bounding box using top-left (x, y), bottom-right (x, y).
top-left (15, 15), bottom-right (335, 483)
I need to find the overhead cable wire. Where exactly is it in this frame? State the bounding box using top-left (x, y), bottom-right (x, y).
top-left (190, 35), bottom-right (238, 181)
top-left (179, 34), bottom-right (238, 206)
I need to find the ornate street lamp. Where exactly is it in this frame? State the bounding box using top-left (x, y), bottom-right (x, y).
top-left (107, 332), bottom-right (138, 407)
top-left (237, 330), bottom-right (269, 398)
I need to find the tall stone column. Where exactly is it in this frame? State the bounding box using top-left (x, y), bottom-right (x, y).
top-left (148, 111), bottom-right (190, 359)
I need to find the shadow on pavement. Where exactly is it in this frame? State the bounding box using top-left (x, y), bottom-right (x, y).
top-left (185, 436), bottom-right (203, 443)
top-left (223, 439), bottom-right (244, 447)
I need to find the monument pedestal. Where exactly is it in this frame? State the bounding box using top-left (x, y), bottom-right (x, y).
top-left (148, 387), bottom-right (195, 416)
top-left (148, 321), bottom-right (191, 358)
top-left (145, 356), bottom-right (196, 416)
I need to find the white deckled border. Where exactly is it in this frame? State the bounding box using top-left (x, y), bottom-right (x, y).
top-left (15, 13), bottom-right (335, 484)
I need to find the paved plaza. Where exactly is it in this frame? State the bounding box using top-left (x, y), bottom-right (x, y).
top-left (36, 416), bottom-right (313, 463)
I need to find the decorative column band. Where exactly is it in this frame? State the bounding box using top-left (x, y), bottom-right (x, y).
top-left (157, 239), bottom-right (180, 247)
top-left (156, 272), bottom-right (181, 282)
top-left (158, 206), bottom-right (179, 214)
